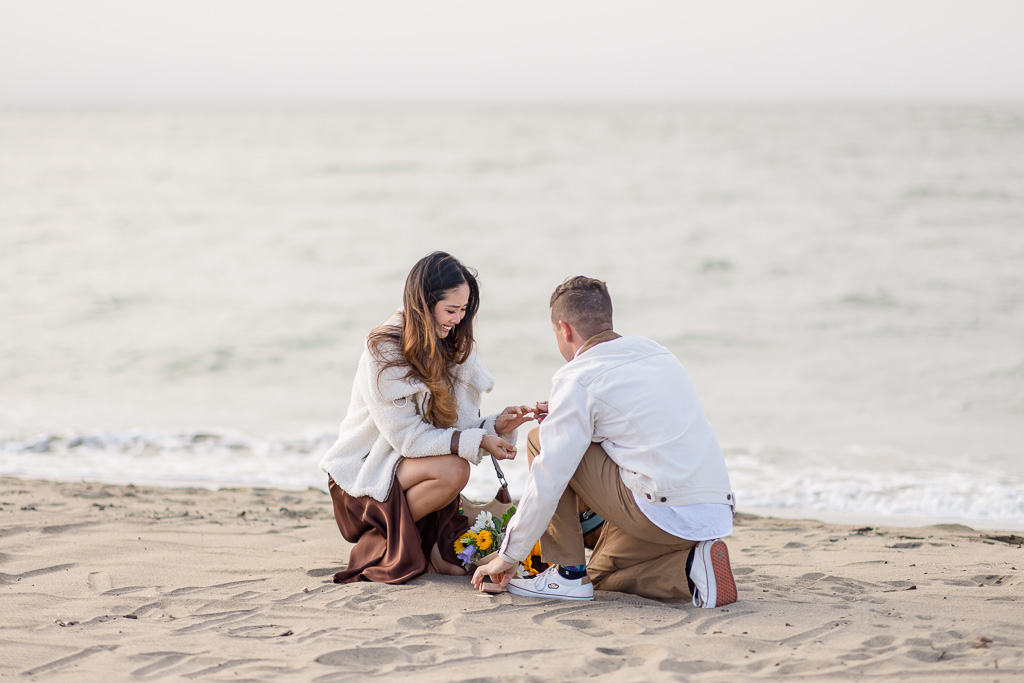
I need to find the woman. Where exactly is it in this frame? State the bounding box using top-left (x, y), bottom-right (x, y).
top-left (320, 252), bottom-right (533, 583)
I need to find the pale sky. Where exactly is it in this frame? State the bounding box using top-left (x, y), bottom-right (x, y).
top-left (1, 0), bottom-right (1022, 103)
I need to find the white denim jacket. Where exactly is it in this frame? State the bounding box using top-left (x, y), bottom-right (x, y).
top-left (499, 333), bottom-right (733, 562)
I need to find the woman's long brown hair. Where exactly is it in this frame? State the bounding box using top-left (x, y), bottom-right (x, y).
top-left (368, 252), bottom-right (479, 428)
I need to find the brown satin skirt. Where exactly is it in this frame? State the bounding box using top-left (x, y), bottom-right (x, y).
top-left (328, 476), bottom-right (469, 584)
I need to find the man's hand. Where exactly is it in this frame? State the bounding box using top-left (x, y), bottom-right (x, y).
top-left (481, 434), bottom-right (517, 460)
top-left (494, 405), bottom-right (535, 435)
top-left (471, 557), bottom-right (519, 591)
top-left (534, 401), bottom-right (549, 424)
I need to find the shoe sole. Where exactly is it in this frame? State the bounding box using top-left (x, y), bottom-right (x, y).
top-left (506, 584), bottom-right (594, 601)
top-left (707, 540), bottom-right (737, 607)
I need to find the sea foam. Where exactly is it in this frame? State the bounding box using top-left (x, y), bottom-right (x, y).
top-left (3, 429), bottom-right (1021, 531)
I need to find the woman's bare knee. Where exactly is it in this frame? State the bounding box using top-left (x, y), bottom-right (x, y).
top-left (439, 455), bottom-right (470, 491)
top-left (396, 454), bottom-right (469, 497)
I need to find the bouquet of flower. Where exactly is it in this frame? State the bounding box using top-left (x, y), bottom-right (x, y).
top-left (455, 508), bottom-right (546, 578)
top-left (455, 508), bottom-right (513, 567)
top-left (517, 541), bottom-right (545, 578)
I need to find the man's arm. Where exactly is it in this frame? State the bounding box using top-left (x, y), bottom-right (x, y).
top-left (497, 377), bottom-right (595, 563)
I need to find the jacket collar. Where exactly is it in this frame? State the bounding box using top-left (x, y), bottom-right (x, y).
top-left (574, 330), bottom-right (621, 359)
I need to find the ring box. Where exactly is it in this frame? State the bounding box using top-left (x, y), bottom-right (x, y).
top-left (480, 579), bottom-right (504, 594)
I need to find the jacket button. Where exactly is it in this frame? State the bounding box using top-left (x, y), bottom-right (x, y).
top-left (646, 494), bottom-right (652, 499)
top-left (660, 497), bottom-right (667, 502)
top-left (727, 494), bottom-right (732, 500)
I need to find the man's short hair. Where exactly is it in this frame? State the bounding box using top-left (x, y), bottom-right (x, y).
top-left (549, 276), bottom-right (613, 340)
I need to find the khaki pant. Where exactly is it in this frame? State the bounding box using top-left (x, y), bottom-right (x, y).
top-left (527, 427), bottom-right (697, 600)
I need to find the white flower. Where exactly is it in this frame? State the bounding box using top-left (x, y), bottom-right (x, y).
top-left (471, 511), bottom-right (494, 533)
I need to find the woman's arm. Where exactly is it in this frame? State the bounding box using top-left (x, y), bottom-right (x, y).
top-left (361, 345), bottom-right (518, 463)
top-left (357, 342), bottom-right (493, 464)
top-left (364, 389), bottom-right (489, 464)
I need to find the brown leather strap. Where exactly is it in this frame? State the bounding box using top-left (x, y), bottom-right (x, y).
top-left (490, 456), bottom-right (511, 503)
top-left (450, 430), bottom-right (460, 455)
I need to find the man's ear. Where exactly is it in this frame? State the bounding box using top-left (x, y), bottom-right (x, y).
top-left (558, 320), bottom-right (574, 343)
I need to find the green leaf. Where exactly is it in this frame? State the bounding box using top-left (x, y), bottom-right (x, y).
top-left (501, 506), bottom-right (516, 528)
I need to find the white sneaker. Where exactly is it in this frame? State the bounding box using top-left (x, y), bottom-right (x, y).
top-left (687, 539), bottom-right (738, 608)
top-left (507, 565), bottom-right (595, 601)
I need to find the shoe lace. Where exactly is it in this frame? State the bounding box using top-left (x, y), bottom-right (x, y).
top-left (532, 566), bottom-right (559, 589)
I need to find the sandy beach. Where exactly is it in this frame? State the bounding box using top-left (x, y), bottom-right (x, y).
top-left (1, 476), bottom-right (1020, 681)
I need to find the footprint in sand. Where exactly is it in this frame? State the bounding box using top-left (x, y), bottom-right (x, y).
top-left (316, 646), bottom-right (409, 670)
top-left (556, 618), bottom-right (613, 637)
top-left (596, 643), bottom-right (667, 670)
top-left (943, 574), bottom-right (1013, 587)
top-left (862, 635), bottom-right (897, 648)
top-left (660, 659), bottom-right (735, 675)
top-left (904, 647), bottom-right (959, 663)
top-left (88, 571), bottom-right (112, 593)
top-left (397, 613), bottom-right (450, 629)
top-left (305, 567), bottom-right (338, 578)
top-left (598, 643), bottom-right (666, 659)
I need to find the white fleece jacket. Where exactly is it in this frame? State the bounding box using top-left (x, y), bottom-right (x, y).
top-left (319, 315), bottom-right (515, 502)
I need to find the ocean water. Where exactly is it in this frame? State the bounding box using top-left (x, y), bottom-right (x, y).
top-left (2, 106), bottom-right (1022, 530)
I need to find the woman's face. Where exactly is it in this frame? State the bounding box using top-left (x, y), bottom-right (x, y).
top-left (432, 283), bottom-right (470, 338)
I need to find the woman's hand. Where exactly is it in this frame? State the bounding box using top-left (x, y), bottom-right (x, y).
top-left (481, 434), bottom-right (517, 460)
top-left (494, 405), bottom-right (536, 435)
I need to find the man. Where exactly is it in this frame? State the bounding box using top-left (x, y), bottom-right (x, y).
top-left (472, 276), bottom-right (737, 606)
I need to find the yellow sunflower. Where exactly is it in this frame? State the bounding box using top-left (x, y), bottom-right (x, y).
top-left (453, 539), bottom-right (465, 554)
top-left (459, 531), bottom-right (477, 545)
top-left (475, 529), bottom-right (494, 551)
top-left (525, 541), bottom-right (544, 576)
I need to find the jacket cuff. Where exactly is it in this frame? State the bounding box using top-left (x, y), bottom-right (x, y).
top-left (497, 533), bottom-right (529, 563)
top-left (480, 413), bottom-right (519, 446)
top-left (457, 427), bottom-right (486, 465)
top-left (498, 550), bottom-right (523, 564)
